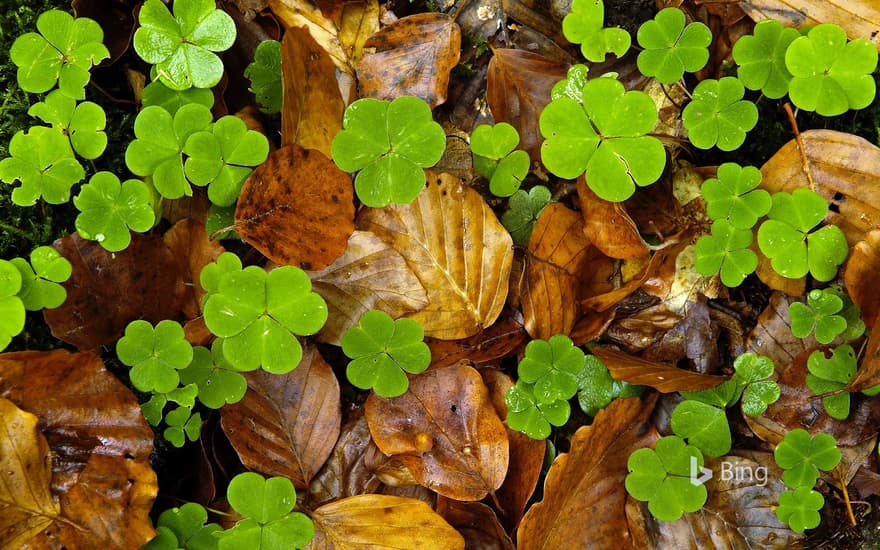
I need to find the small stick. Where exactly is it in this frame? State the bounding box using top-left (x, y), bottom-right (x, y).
top-left (783, 102), bottom-right (816, 192)
top-left (839, 471), bottom-right (857, 526)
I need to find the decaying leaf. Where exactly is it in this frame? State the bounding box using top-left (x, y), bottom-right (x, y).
top-left (356, 13), bottom-right (461, 108)
top-left (365, 363), bottom-right (508, 501)
top-left (307, 494), bottom-right (465, 549)
top-left (521, 203), bottom-right (592, 340)
top-left (163, 218), bottom-right (225, 319)
top-left (0, 350), bottom-right (157, 548)
top-left (44, 233), bottom-right (184, 351)
top-left (745, 291), bottom-right (817, 370)
top-left (578, 177), bottom-right (649, 259)
top-left (487, 49), bottom-right (569, 162)
top-left (844, 229), bottom-right (880, 329)
top-left (359, 172), bottom-right (513, 340)
top-left (309, 230), bottom-right (428, 346)
top-left (427, 313), bottom-right (527, 369)
top-left (308, 410), bottom-right (382, 506)
top-left (221, 343), bottom-right (341, 488)
top-left (235, 144), bottom-right (354, 270)
top-left (281, 26), bottom-right (343, 157)
top-left (436, 497), bottom-right (514, 550)
top-left (517, 395), bottom-right (659, 549)
top-left (591, 346), bottom-right (728, 392)
top-left (739, 0), bottom-right (880, 48)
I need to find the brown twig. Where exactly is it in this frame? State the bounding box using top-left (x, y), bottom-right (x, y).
top-left (783, 102), bottom-right (816, 192)
top-left (839, 470), bottom-right (857, 527)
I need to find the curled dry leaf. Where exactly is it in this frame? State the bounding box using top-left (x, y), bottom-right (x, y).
top-left (281, 26), bottom-right (343, 157)
top-left (306, 494), bottom-right (464, 550)
top-left (163, 218), bottom-right (225, 319)
top-left (365, 363), bottom-right (509, 501)
top-left (235, 144), bottom-right (354, 270)
top-left (847, 323), bottom-right (880, 393)
top-left (356, 13), bottom-right (461, 108)
top-left (44, 233), bottom-right (184, 351)
top-left (845, 229), bottom-right (880, 329)
top-left (517, 395), bottom-right (659, 550)
top-left (577, 176), bottom-right (649, 259)
top-left (220, 343), bottom-right (341, 488)
top-left (591, 346), bottom-right (728, 392)
top-left (427, 312), bottom-right (527, 369)
top-left (521, 203), bottom-right (592, 340)
top-left (309, 230), bottom-right (428, 346)
top-left (436, 497), bottom-right (514, 550)
top-left (358, 172), bottom-right (513, 340)
top-left (0, 350), bottom-right (157, 548)
top-left (739, 0), bottom-right (880, 48)
top-left (581, 250), bottom-right (666, 312)
top-left (487, 49), bottom-right (569, 162)
top-left (745, 291), bottom-right (817, 370)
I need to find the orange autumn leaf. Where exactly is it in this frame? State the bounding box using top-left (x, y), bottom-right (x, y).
top-left (577, 176), bottom-right (649, 259)
top-left (591, 346), bottom-right (729, 392)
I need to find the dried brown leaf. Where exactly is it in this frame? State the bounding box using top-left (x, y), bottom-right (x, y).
top-left (308, 411), bottom-right (382, 507)
top-left (845, 229), bottom-right (880, 329)
top-left (365, 363), bottom-right (508, 501)
top-left (427, 312), bottom-right (527, 369)
top-left (220, 343), bottom-right (341, 488)
top-left (163, 218), bottom-right (225, 319)
top-left (592, 346), bottom-right (728, 392)
top-left (577, 177), bottom-right (649, 259)
top-left (745, 291), bottom-right (817, 370)
top-left (358, 173), bottom-right (513, 340)
top-left (739, 0), bottom-right (880, 48)
top-left (436, 497), bottom-right (514, 550)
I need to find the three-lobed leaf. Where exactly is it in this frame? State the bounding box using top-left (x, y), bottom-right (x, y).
top-left (505, 380), bottom-right (570, 440)
top-left (805, 344), bottom-right (857, 420)
top-left (28, 90), bottom-right (107, 159)
top-left (682, 77), bottom-right (758, 151)
top-left (518, 334), bottom-right (585, 404)
top-left (178, 342), bottom-right (248, 409)
top-left (470, 122), bottom-right (530, 197)
top-left (142, 79), bottom-right (215, 115)
top-left (143, 502), bottom-right (222, 550)
top-left (245, 39), bottom-right (282, 114)
top-left (636, 7), bottom-right (711, 84)
top-left (0, 260), bottom-right (25, 351)
top-left (73, 171), bottom-right (156, 252)
top-left (774, 428), bottom-right (841, 488)
top-left (700, 162), bottom-right (770, 228)
top-left (670, 399), bottom-right (731, 457)
top-left (561, 0), bottom-right (631, 62)
top-left (694, 219), bottom-right (757, 287)
top-left (501, 185), bottom-right (553, 246)
top-left (776, 487), bottom-right (824, 533)
top-left (0, 126), bottom-right (84, 206)
top-left (10, 245), bottom-right (71, 311)
top-left (117, 319), bottom-right (194, 394)
top-left (732, 19), bottom-right (798, 99)
top-left (789, 288), bottom-right (846, 344)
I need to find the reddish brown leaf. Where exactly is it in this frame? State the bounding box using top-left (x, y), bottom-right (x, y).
top-left (521, 203), bottom-right (592, 340)
top-left (845, 229), bottom-right (880, 329)
top-left (591, 346), bottom-right (728, 392)
top-left (356, 13), bottom-right (461, 108)
top-left (436, 497), bottom-right (514, 550)
top-left (163, 218), bottom-right (225, 319)
top-left (44, 233), bottom-right (184, 351)
top-left (517, 396), bottom-right (659, 549)
top-left (0, 350), bottom-right (157, 548)
top-left (577, 176), bottom-right (649, 259)
top-left (427, 312), bottom-right (527, 369)
top-left (281, 26), bottom-right (344, 157)
top-left (220, 343), bottom-right (340, 488)
top-left (309, 230), bottom-right (428, 346)
top-left (847, 322), bottom-right (880, 393)
top-left (365, 363), bottom-right (508, 501)
top-left (581, 250), bottom-right (666, 312)
top-left (745, 291), bottom-right (817, 370)
top-left (235, 144), bottom-right (354, 270)
top-left (487, 49), bottom-right (568, 162)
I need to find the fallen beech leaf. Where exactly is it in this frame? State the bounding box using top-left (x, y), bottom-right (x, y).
top-left (309, 230), bottom-right (428, 346)
top-left (220, 343), bottom-right (340, 488)
top-left (845, 321), bottom-right (880, 393)
top-left (162, 186), bottom-right (211, 225)
top-left (281, 26), bottom-right (343, 157)
top-left (427, 312), bottom-right (527, 369)
top-left (604, 304), bottom-right (682, 353)
top-left (487, 49), bottom-right (569, 162)
top-left (521, 203), bottom-right (592, 340)
top-left (0, 397), bottom-right (59, 548)
top-left (591, 346), bottom-right (728, 392)
top-left (739, 0), bottom-right (880, 48)
top-left (306, 494), bottom-right (464, 549)
top-left (356, 13), bottom-right (461, 108)
top-left (577, 177), bottom-right (649, 259)
top-left (308, 411), bottom-right (382, 506)
top-left (745, 291), bottom-right (817, 369)
top-left (436, 497), bottom-right (514, 550)
top-left (845, 229), bottom-right (880, 328)
top-left (0, 350), bottom-right (157, 548)
top-left (44, 233), bottom-right (184, 351)
top-left (365, 363), bottom-right (508, 501)
top-left (359, 173), bottom-right (513, 340)
top-left (163, 218), bottom-right (224, 319)
top-left (581, 250), bottom-right (666, 312)
top-left (235, 144), bottom-right (354, 270)
top-left (517, 395), bottom-right (658, 549)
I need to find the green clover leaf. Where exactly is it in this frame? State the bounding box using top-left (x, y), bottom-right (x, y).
top-left (219, 472), bottom-right (314, 550)
top-left (9, 9), bottom-right (109, 99)
top-left (700, 162), bottom-right (770, 228)
top-left (670, 399), bottom-right (731, 457)
top-left (826, 285), bottom-right (866, 341)
top-left (561, 0), bottom-right (631, 62)
top-left (245, 39), bottom-right (282, 114)
top-left (505, 381), bottom-right (570, 440)
top-left (550, 64), bottom-right (589, 102)
top-left (0, 260), bottom-right (26, 351)
top-left (470, 123), bottom-right (530, 197)
top-left (757, 189), bottom-right (848, 281)
top-left (134, 0), bottom-right (236, 90)
top-left (732, 20), bottom-right (799, 99)
top-left (331, 96), bottom-right (445, 207)
top-left (694, 219), bottom-right (758, 287)
top-left (789, 288), bottom-right (846, 344)
top-left (0, 126), bottom-right (84, 206)
top-left (164, 405), bottom-right (201, 447)
top-left (10, 245), bottom-right (71, 311)
top-left (774, 428), bottom-right (841, 488)
top-left (540, 77), bottom-right (664, 202)
top-left (140, 384), bottom-right (199, 427)
top-left (518, 334), bottom-right (585, 404)
top-left (785, 24), bottom-right (878, 116)
top-left (776, 487), bottom-right (824, 533)
top-left (125, 104), bottom-right (214, 199)
top-left (501, 185), bottom-right (553, 246)
top-left (184, 115), bottom-right (270, 206)
top-left (142, 79), bottom-right (215, 115)
top-left (202, 262), bottom-right (328, 374)
top-left (178, 342), bottom-right (248, 409)
top-left (200, 251), bottom-right (242, 296)
top-left (73, 171), bottom-right (156, 252)
top-left (625, 435), bottom-right (708, 522)
top-left (577, 353), bottom-right (640, 416)
top-left (732, 353), bottom-right (780, 416)
top-left (341, 310), bottom-right (431, 397)
top-left (28, 90), bottom-right (107, 160)
top-left (806, 345), bottom-right (857, 420)
top-left (143, 502), bottom-right (222, 550)
top-left (682, 77), bottom-right (758, 151)
top-left (636, 8), bottom-right (711, 84)
top-left (117, 319), bottom-right (194, 394)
